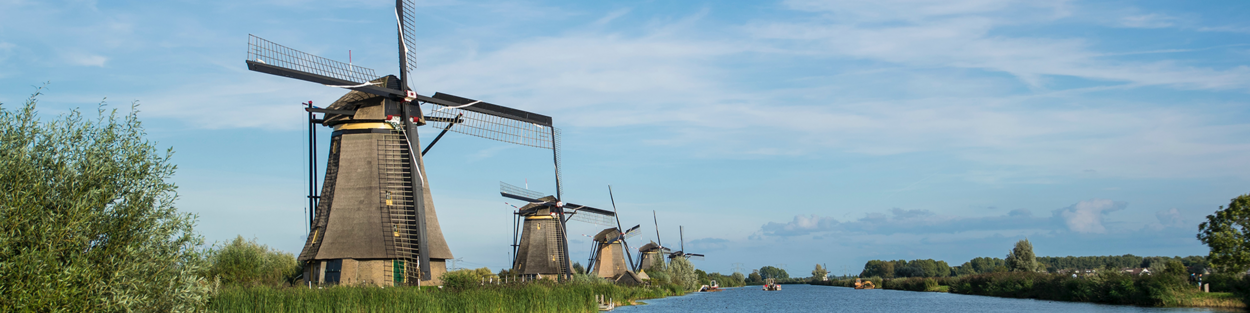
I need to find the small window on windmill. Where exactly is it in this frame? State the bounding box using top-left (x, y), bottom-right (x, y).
top-left (331, 141), bottom-right (339, 154)
top-left (393, 224), bottom-right (399, 237)
top-left (385, 191), bottom-right (393, 206)
top-left (312, 229), bottom-right (320, 244)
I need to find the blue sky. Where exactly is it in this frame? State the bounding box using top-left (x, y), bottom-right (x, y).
top-left (3, 0), bottom-right (1249, 275)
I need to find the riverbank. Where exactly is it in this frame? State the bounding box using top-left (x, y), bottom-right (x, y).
top-left (812, 273), bottom-right (1244, 309)
top-left (210, 282), bottom-right (685, 312)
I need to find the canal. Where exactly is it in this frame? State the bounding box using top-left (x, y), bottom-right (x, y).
top-left (614, 284), bottom-right (1239, 313)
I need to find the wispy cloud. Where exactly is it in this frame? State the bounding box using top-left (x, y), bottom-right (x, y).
top-left (1055, 199), bottom-right (1125, 234)
top-left (1118, 14), bottom-right (1176, 29)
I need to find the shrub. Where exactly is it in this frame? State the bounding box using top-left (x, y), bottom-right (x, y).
top-left (205, 236), bottom-right (300, 287)
top-left (0, 88), bottom-right (212, 311)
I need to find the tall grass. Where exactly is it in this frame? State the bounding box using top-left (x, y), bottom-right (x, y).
top-left (209, 282), bottom-right (685, 313)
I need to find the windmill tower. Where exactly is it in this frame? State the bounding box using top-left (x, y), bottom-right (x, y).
top-left (587, 225), bottom-right (643, 284)
top-left (245, 0), bottom-right (564, 287)
top-left (635, 241), bottom-right (671, 272)
top-left (585, 186), bottom-right (642, 284)
top-left (501, 182), bottom-right (614, 280)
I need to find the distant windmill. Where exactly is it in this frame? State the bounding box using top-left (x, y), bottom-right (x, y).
top-left (668, 226), bottom-right (704, 261)
top-left (585, 186), bottom-right (643, 284)
top-left (500, 182), bottom-right (615, 280)
top-left (246, 0), bottom-right (564, 287)
top-left (634, 210), bottom-right (672, 272)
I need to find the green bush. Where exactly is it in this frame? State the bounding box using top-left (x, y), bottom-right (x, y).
top-left (669, 257), bottom-right (699, 291)
top-left (206, 236), bottom-right (299, 287)
top-left (0, 88), bottom-right (212, 311)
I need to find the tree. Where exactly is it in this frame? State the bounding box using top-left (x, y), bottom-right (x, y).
top-left (731, 272), bottom-right (746, 286)
top-left (572, 261), bottom-right (585, 275)
top-left (1198, 193), bottom-right (1250, 274)
top-left (1005, 239), bottom-right (1041, 272)
top-left (759, 266), bottom-right (789, 280)
top-left (811, 264), bottom-right (829, 280)
top-left (695, 269), bottom-right (710, 286)
top-left (0, 89), bottom-right (212, 311)
top-left (747, 270), bottom-right (762, 284)
top-left (669, 257), bottom-right (699, 291)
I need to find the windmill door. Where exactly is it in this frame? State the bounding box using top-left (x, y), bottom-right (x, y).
top-left (324, 259), bottom-right (343, 284)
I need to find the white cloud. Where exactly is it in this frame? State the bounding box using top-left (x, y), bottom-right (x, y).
top-left (1119, 14), bottom-right (1176, 28)
top-left (65, 53), bottom-right (107, 67)
top-left (1056, 199), bottom-right (1125, 233)
top-left (1154, 208), bottom-right (1186, 229)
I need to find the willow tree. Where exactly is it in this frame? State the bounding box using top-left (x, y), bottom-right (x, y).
top-left (0, 88), bottom-right (212, 311)
top-left (1198, 193), bottom-right (1250, 274)
top-left (1005, 239), bottom-right (1041, 272)
top-left (669, 257), bottom-right (699, 291)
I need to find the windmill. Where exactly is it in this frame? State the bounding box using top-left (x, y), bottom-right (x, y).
top-left (584, 186), bottom-right (643, 284)
top-left (501, 182), bottom-right (614, 280)
top-left (634, 210), bottom-right (672, 272)
top-left (246, 0), bottom-right (565, 287)
top-left (667, 226), bottom-right (704, 261)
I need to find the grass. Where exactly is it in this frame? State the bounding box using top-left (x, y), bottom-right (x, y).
top-left (1175, 291), bottom-right (1245, 309)
top-left (209, 282), bottom-right (686, 313)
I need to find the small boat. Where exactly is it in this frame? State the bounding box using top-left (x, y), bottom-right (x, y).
top-left (763, 278), bottom-right (781, 291)
top-left (700, 280), bottom-right (722, 292)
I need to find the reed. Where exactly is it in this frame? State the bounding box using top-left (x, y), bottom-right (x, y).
top-left (209, 282), bottom-right (685, 313)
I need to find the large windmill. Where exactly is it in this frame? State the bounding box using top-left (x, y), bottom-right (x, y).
top-left (500, 182), bottom-right (614, 280)
top-left (246, 0), bottom-right (564, 286)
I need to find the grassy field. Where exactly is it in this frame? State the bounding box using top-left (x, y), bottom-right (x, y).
top-left (209, 282), bottom-right (686, 313)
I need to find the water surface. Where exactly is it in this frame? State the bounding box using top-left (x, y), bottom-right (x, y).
top-left (615, 284), bottom-right (1239, 313)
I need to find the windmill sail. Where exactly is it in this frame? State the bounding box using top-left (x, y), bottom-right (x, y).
top-left (400, 0), bottom-right (420, 87)
top-left (500, 182), bottom-right (545, 201)
top-left (246, 35), bottom-right (404, 99)
top-left (424, 93), bottom-right (556, 148)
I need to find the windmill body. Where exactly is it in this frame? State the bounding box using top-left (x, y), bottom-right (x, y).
top-left (511, 197), bottom-right (571, 279)
top-left (590, 228), bottom-right (627, 279)
top-left (297, 77), bottom-right (452, 286)
top-left (502, 182), bottom-right (616, 280)
top-left (635, 241), bottom-right (670, 272)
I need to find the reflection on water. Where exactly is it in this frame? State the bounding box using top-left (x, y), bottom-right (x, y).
top-left (615, 284), bottom-right (1240, 313)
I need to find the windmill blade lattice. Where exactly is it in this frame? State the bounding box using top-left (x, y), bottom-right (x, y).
top-left (500, 181), bottom-right (546, 201)
top-left (565, 205), bottom-right (615, 226)
top-left (623, 225), bottom-right (641, 240)
top-left (247, 35), bottom-right (379, 86)
top-left (425, 97), bottom-right (558, 149)
top-left (400, 0), bottom-right (420, 86)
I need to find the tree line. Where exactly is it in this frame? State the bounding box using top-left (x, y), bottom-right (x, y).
top-left (860, 254), bottom-right (1209, 278)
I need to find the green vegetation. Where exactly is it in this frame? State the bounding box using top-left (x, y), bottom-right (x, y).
top-left (811, 264), bottom-right (829, 280)
top-left (1198, 193), bottom-right (1250, 274)
top-left (861, 259), bottom-right (952, 278)
top-left (815, 271), bottom-right (1242, 308)
top-left (210, 281), bottom-right (686, 312)
top-left (858, 255), bottom-right (1209, 279)
top-left (668, 256), bottom-right (699, 290)
top-left (0, 89), bottom-right (213, 311)
top-left (1005, 239), bottom-right (1042, 272)
top-left (206, 236), bottom-right (301, 287)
